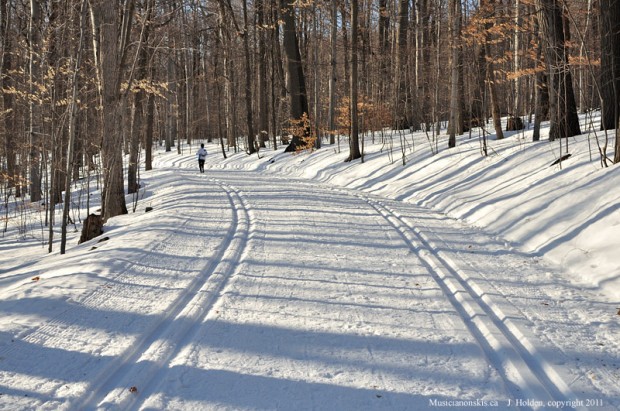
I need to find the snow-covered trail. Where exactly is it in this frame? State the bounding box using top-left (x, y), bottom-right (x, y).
top-left (1, 164), bottom-right (618, 410)
top-left (89, 169), bottom-right (615, 410)
top-left (129, 170), bottom-right (506, 410)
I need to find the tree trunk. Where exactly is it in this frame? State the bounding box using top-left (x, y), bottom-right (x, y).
top-left (312, 3), bottom-right (321, 150)
top-left (280, 0), bottom-right (310, 152)
top-left (532, 12), bottom-right (549, 141)
top-left (340, 3), bottom-right (350, 98)
top-left (537, 0), bottom-right (581, 140)
top-left (242, 0), bottom-right (256, 154)
top-left (271, 1), bottom-right (283, 150)
top-left (347, 0), bottom-right (361, 162)
top-left (578, 0), bottom-right (593, 113)
top-left (166, 51), bottom-right (176, 152)
top-left (513, 0), bottom-right (521, 117)
top-left (257, 0), bottom-right (269, 147)
top-left (417, 0), bottom-right (431, 128)
top-left (128, 0), bottom-right (152, 194)
top-left (489, 72), bottom-right (504, 140)
top-left (145, 87), bottom-right (154, 171)
top-left (448, 0), bottom-right (463, 147)
top-left (29, 0), bottom-right (42, 203)
top-left (378, 0), bottom-right (390, 100)
top-left (600, 0), bottom-right (620, 137)
top-left (1, 0), bottom-right (18, 196)
top-left (62, 0), bottom-right (87, 254)
top-left (395, 0), bottom-right (410, 130)
top-left (328, 0), bottom-right (338, 145)
top-left (484, 0), bottom-right (504, 140)
top-left (90, 0), bottom-right (127, 221)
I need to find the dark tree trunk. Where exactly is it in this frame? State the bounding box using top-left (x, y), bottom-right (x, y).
top-left (340, 3), bottom-right (350, 98)
top-left (448, 0), bottom-right (463, 147)
top-left (488, 5), bottom-right (504, 140)
top-left (1, 0), bottom-right (18, 196)
top-left (599, 0), bottom-right (620, 162)
top-left (537, 0), bottom-right (581, 140)
top-left (242, 0), bottom-right (256, 154)
top-left (347, 0), bottom-right (361, 162)
top-left (29, 0), bottom-right (42, 202)
top-left (279, 0), bottom-right (310, 152)
top-left (395, 0), bottom-right (411, 130)
top-left (257, 0), bottom-right (269, 148)
top-left (378, 0), bottom-right (390, 88)
top-left (145, 90), bottom-right (154, 171)
top-left (328, 0), bottom-right (337, 145)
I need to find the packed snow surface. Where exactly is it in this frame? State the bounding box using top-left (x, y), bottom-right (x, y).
top-left (1, 122), bottom-right (619, 410)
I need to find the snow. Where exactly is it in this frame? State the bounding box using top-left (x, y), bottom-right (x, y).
top-left (0, 117), bottom-right (619, 410)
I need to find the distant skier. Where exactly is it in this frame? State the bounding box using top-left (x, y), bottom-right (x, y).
top-left (197, 143), bottom-right (207, 173)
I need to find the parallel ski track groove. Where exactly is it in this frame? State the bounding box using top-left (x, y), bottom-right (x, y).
top-left (360, 194), bottom-right (585, 411)
top-left (72, 178), bottom-right (252, 411)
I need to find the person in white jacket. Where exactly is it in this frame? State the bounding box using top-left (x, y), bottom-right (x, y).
top-left (196, 143), bottom-right (208, 173)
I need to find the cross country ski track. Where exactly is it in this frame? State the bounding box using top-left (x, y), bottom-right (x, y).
top-left (359, 192), bottom-right (583, 409)
top-left (71, 178), bottom-right (254, 410)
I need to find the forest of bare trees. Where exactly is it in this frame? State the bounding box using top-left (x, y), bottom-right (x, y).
top-left (1, 0), bottom-right (619, 248)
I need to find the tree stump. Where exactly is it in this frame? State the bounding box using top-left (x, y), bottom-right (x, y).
top-left (79, 214), bottom-right (104, 244)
